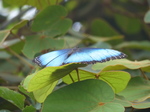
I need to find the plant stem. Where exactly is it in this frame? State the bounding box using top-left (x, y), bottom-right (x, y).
top-left (6, 47), bottom-right (34, 69)
top-left (139, 68), bottom-right (149, 80)
top-left (69, 73), bottom-right (75, 83)
top-left (75, 68), bottom-right (80, 81)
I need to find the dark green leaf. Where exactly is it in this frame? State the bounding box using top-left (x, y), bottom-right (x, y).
top-left (31, 5), bottom-right (72, 36)
top-left (22, 35), bottom-right (65, 59)
top-left (42, 79), bottom-right (124, 112)
top-left (91, 19), bottom-right (119, 37)
top-left (22, 106), bottom-right (36, 112)
top-left (118, 77), bottom-right (150, 102)
top-left (115, 14), bottom-right (141, 34)
top-left (0, 87), bottom-right (25, 109)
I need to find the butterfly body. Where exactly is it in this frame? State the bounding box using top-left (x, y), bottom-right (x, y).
top-left (33, 48), bottom-right (127, 67)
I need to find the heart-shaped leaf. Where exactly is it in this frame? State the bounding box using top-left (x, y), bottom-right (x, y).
top-left (31, 5), bottom-right (72, 36)
top-left (42, 79), bottom-right (124, 112)
top-left (22, 35), bottom-right (65, 59)
top-left (63, 69), bottom-right (131, 93)
top-left (33, 80), bottom-right (58, 103)
top-left (23, 63), bottom-right (86, 92)
top-left (118, 77), bottom-right (150, 102)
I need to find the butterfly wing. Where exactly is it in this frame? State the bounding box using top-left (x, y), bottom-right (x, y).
top-left (33, 49), bottom-right (71, 67)
top-left (63, 48), bottom-right (126, 64)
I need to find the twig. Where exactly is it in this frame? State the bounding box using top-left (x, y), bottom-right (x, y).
top-left (139, 68), bottom-right (149, 80)
top-left (5, 47), bottom-right (34, 69)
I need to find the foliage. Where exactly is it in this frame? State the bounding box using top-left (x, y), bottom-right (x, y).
top-left (0, 0), bottom-right (150, 112)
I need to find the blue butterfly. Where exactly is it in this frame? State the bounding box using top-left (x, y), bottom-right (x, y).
top-left (33, 48), bottom-right (127, 67)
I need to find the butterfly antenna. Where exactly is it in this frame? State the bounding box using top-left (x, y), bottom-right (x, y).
top-left (75, 68), bottom-right (80, 81)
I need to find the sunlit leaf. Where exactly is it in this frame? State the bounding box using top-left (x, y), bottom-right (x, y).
top-left (93, 59), bottom-right (150, 72)
top-left (0, 87), bottom-right (25, 109)
top-left (23, 63), bottom-right (86, 92)
top-left (118, 77), bottom-right (150, 102)
top-left (33, 81), bottom-right (58, 103)
top-left (63, 69), bottom-right (131, 93)
top-left (42, 79), bottom-right (124, 112)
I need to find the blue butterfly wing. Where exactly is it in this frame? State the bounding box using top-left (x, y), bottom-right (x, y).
top-left (63, 48), bottom-right (126, 64)
top-left (33, 49), bottom-right (71, 67)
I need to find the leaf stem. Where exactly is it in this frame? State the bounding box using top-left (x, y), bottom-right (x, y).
top-left (69, 73), bottom-right (75, 83)
top-left (139, 68), bottom-right (149, 80)
top-left (75, 68), bottom-right (80, 81)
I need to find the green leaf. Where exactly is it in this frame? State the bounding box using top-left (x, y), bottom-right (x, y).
top-left (23, 63), bottom-right (86, 92)
top-left (3, 0), bottom-right (62, 9)
top-left (33, 80), bottom-right (58, 103)
top-left (0, 87), bottom-right (25, 109)
top-left (92, 59), bottom-right (150, 72)
top-left (114, 14), bottom-right (141, 34)
top-left (31, 5), bottom-right (72, 36)
top-left (11, 20), bottom-right (28, 33)
top-left (99, 71), bottom-right (131, 93)
top-left (0, 30), bottom-right (10, 45)
top-left (115, 41), bottom-right (150, 51)
top-left (91, 19), bottom-right (119, 37)
top-left (22, 106), bottom-right (36, 112)
top-left (112, 95), bottom-right (131, 107)
top-left (42, 79), bottom-right (124, 112)
top-left (118, 77), bottom-right (150, 102)
top-left (144, 10), bottom-right (150, 23)
top-left (63, 69), bottom-right (131, 93)
top-left (18, 85), bottom-right (35, 101)
top-left (22, 35), bottom-right (65, 59)
top-left (132, 99), bottom-right (150, 109)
